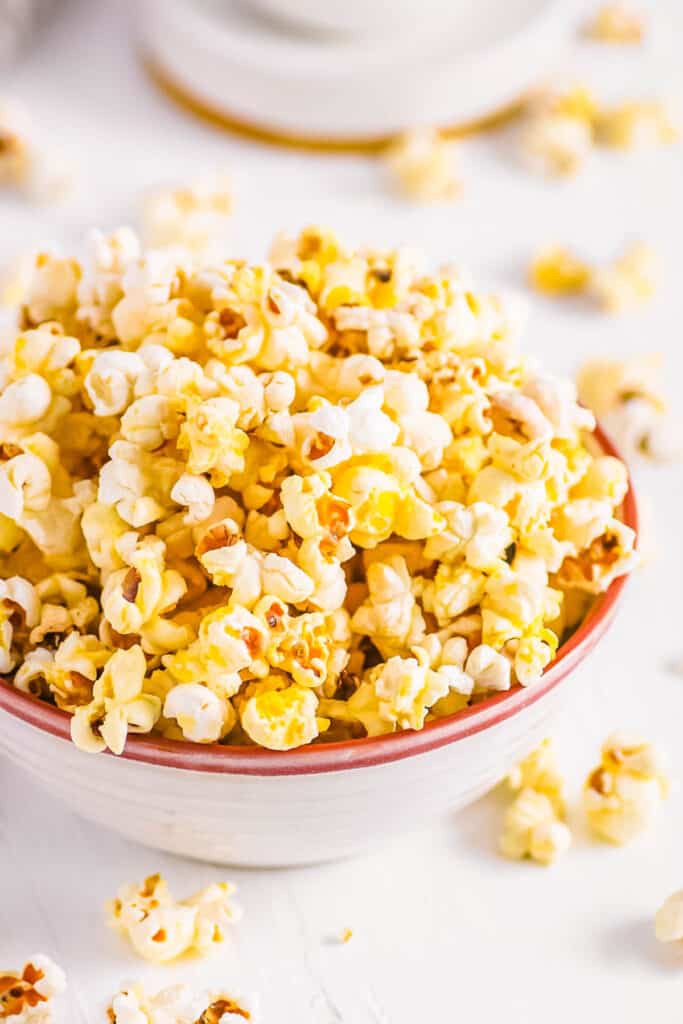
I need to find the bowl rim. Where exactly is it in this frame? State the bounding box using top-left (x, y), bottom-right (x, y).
top-left (0, 424), bottom-right (637, 777)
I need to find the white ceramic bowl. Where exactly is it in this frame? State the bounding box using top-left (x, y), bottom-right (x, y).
top-left (0, 428), bottom-right (636, 867)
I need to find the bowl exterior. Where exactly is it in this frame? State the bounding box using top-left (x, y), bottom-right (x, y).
top-left (0, 661), bottom-right (584, 866)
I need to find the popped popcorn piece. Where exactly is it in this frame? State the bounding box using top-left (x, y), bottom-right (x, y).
top-left (339, 928), bottom-right (353, 944)
top-left (529, 247), bottom-right (592, 296)
top-left (589, 241), bottom-right (658, 312)
top-left (595, 102), bottom-right (678, 149)
top-left (583, 733), bottom-right (668, 844)
top-left (143, 171), bottom-right (234, 253)
top-left (107, 873), bottom-right (241, 964)
top-left (386, 129), bottom-right (460, 202)
top-left (507, 738), bottom-right (565, 815)
top-left (350, 555), bottom-right (425, 658)
top-left (655, 890), bottom-right (683, 944)
top-left (584, 5), bottom-right (645, 43)
top-left (240, 683), bottom-right (321, 750)
top-left (0, 101), bottom-right (73, 203)
top-left (71, 645), bottom-right (161, 754)
top-left (164, 682), bottom-right (236, 743)
top-left (0, 954), bottom-right (66, 1023)
top-left (500, 788), bottom-right (571, 865)
top-left (521, 110), bottom-right (593, 176)
top-left (108, 983), bottom-right (253, 1024)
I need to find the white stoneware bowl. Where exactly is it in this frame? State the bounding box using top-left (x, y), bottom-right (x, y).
top-left (138, 0), bottom-right (578, 145)
top-left (0, 428), bottom-right (636, 867)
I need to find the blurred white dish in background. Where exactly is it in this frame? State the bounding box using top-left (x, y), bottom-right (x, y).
top-left (138, 0), bottom-right (579, 145)
top-left (247, 0), bottom-right (492, 40)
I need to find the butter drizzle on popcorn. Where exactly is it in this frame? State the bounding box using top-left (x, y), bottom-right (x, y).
top-left (0, 226), bottom-right (636, 752)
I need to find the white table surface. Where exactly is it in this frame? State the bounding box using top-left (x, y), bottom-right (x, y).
top-left (1, 2), bottom-right (683, 1021)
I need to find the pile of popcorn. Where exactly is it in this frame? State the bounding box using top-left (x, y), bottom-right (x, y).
top-left (0, 225), bottom-right (637, 754)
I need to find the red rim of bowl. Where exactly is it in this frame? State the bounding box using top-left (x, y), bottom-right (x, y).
top-left (0, 424), bottom-right (637, 776)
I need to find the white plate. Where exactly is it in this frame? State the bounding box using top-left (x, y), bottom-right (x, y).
top-left (138, 0), bottom-right (579, 144)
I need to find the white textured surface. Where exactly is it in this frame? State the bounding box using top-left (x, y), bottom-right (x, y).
top-left (1, 1), bottom-right (683, 1020)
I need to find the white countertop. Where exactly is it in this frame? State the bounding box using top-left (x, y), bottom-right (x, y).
top-left (1, 2), bottom-right (683, 1021)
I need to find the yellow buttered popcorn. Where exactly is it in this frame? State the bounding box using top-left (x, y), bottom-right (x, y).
top-left (583, 733), bottom-right (669, 844)
top-left (0, 226), bottom-right (635, 753)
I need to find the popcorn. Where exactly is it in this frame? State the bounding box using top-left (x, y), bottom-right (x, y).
top-left (575, 353), bottom-right (683, 463)
top-left (0, 226), bottom-right (635, 752)
top-left (0, 954), bottom-right (67, 1023)
top-left (521, 109), bottom-right (593, 177)
top-left (143, 171), bottom-right (234, 253)
top-left (71, 645), bottom-right (161, 754)
top-left (0, 100), bottom-right (73, 203)
top-left (584, 5), bottom-right (645, 43)
top-left (108, 983), bottom-right (253, 1024)
top-left (386, 129), bottom-right (461, 202)
top-left (500, 788), bottom-right (571, 865)
top-left (589, 241), bottom-right (658, 312)
top-left (240, 683), bottom-right (321, 750)
top-left (595, 102), bottom-right (678, 150)
top-left (520, 85), bottom-right (676, 177)
top-left (368, 649), bottom-right (452, 731)
top-left (507, 738), bottom-right (565, 814)
top-left (164, 682), bottom-right (236, 743)
top-left (655, 891), bottom-right (683, 944)
top-left (583, 733), bottom-right (669, 844)
top-left (350, 555), bottom-right (425, 658)
top-left (107, 873), bottom-right (241, 964)
top-left (530, 247), bottom-right (591, 296)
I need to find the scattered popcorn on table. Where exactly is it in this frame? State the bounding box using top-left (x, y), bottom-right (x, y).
top-left (0, 100), bottom-right (72, 203)
top-left (0, 954), bottom-right (66, 1022)
top-left (142, 171), bottom-right (234, 254)
top-left (655, 890), bottom-right (683, 944)
top-left (578, 354), bottom-right (683, 462)
top-left (583, 733), bottom-right (668, 845)
top-left (0, 226), bottom-right (636, 752)
top-left (385, 129), bottom-right (461, 202)
top-left (584, 5), bottom-right (645, 44)
top-left (530, 241), bottom-right (658, 314)
top-left (339, 928), bottom-right (354, 944)
top-left (107, 982), bottom-right (254, 1024)
top-left (107, 873), bottom-right (241, 962)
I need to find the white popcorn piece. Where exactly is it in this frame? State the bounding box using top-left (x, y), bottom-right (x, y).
top-left (583, 733), bottom-right (669, 844)
top-left (655, 890), bottom-right (683, 944)
top-left (386, 128), bottom-right (461, 202)
top-left (500, 788), bottom-right (571, 865)
top-left (164, 682), bottom-right (236, 743)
